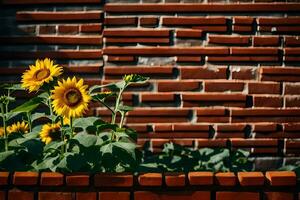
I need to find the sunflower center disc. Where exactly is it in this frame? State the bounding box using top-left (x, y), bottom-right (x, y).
top-left (64, 88), bottom-right (82, 107)
top-left (49, 129), bottom-right (61, 141)
top-left (35, 69), bottom-right (50, 81)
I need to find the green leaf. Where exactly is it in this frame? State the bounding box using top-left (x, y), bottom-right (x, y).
top-left (100, 143), bottom-right (113, 155)
top-left (31, 113), bottom-right (50, 122)
top-left (0, 151), bottom-right (14, 162)
top-left (44, 141), bottom-right (64, 152)
top-left (118, 105), bottom-right (133, 112)
top-left (73, 117), bottom-right (99, 130)
top-left (12, 97), bottom-right (43, 113)
top-left (3, 84), bottom-right (25, 91)
top-left (72, 133), bottom-right (98, 148)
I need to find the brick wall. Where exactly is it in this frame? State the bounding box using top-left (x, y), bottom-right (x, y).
top-left (0, 171), bottom-right (298, 200)
top-left (1, 0), bottom-right (300, 168)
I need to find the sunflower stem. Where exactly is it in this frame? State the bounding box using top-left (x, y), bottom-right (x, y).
top-left (0, 103), bottom-right (8, 152)
top-left (119, 112), bottom-right (125, 129)
top-left (47, 91), bottom-right (54, 123)
top-left (70, 117), bottom-right (74, 139)
top-left (60, 117), bottom-right (66, 155)
top-left (26, 112), bottom-right (32, 132)
top-left (112, 88), bottom-right (124, 124)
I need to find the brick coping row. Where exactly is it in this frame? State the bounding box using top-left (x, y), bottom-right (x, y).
top-left (0, 171), bottom-right (297, 188)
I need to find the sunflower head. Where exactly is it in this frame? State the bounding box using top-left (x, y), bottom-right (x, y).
top-left (7, 121), bottom-right (29, 134)
top-left (0, 127), bottom-right (4, 137)
top-left (51, 77), bottom-right (91, 118)
top-left (40, 123), bottom-right (61, 144)
top-left (21, 58), bottom-right (63, 92)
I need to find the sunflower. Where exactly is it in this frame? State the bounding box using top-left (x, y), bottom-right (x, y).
top-left (0, 127), bottom-right (4, 137)
top-left (7, 121), bottom-right (29, 134)
top-left (51, 77), bottom-right (91, 118)
top-left (40, 123), bottom-right (61, 144)
top-left (21, 58), bottom-right (63, 92)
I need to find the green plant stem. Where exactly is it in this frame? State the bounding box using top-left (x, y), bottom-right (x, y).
top-left (0, 104), bottom-right (8, 152)
top-left (60, 117), bottom-right (66, 155)
top-left (70, 117), bottom-right (74, 139)
top-left (119, 112), bottom-right (125, 128)
top-left (111, 88), bottom-right (124, 124)
top-left (26, 112), bottom-right (32, 132)
top-left (98, 100), bottom-right (115, 115)
top-left (47, 90), bottom-right (54, 123)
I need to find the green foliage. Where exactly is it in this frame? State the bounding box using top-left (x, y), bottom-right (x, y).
top-left (279, 161), bottom-right (300, 176)
top-left (139, 143), bottom-right (254, 173)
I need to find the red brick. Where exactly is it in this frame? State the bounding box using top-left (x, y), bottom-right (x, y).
top-left (285, 36), bottom-right (300, 47)
top-left (253, 36), bottom-right (280, 46)
top-left (181, 66), bottom-right (227, 79)
top-left (183, 93), bottom-right (246, 102)
top-left (58, 25), bottom-right (79, 34)
top-left (208, 56), bottom-right (278, 62)
top-left (284, 123), bottom-right (300, 132)
top-left (107, 56), bottom-right (135, 62)
top-left (76, 192), bottom-right (97, 200)
top-left (39, 25), bottom-right (56, 34)
top-left (105, 17), bottom-right (137, 25)
top-left (0, 50), bottom-right (102, 59)
top-left (215, 172), bottom-right (237, 186)
top-left (285, 84), bottom-right (300, 94)
top-left (254, 123), bottom-right (278, 132)
top-left (176, 29), bottom-right (202, 38)
top-left (0, 172), bottom-right (9, 185)
top-left (260, 26), bottom-right (300, 33)
top-left (163, 17), bottom-right (226, 25)
top-left (188, 172), bottom-right (213, 185)
top-left (253, 96), bottom-right (283, 107)
top-left (66, 173), bottom-right (89, 186)
top-left (208, 35), bottom-right (250, 45)
top-left (238, 172), bottom-right (265, 186)
top-left (99, 192), bottom-right (130, 200)
top-left (104, 47), bottom-right (229, 55)
top-left (3, 0), bottom-right (101, 4)
top-left (80, 24), bottom-right (102, 32)
top-left (13, 172), bottom-right (39, 186)
top-left (176, 56), bottom-right (202, 62)
top-left (106, 37), bottom-right (169, 44)
top-left (40, 172), bottom-right (63, 186)
top-left (104, 29), bottom-right (169, 37)
top-left (286, 96), bottom-right (300, 107)
top-left (140, 17), bottom-right (159, 26)
top-left (0, 191), bottom-right (4, 200)
top-left (39, 192), bottom-right (72, 200)
top-left (0, 36), bottom-right (102, 45)
top-left (248, 82), bottom-right (280, 94)
top-left (231, 47), bottom-right (279, 55)
top-left (165, 173), bottom-right (186, 187)
top-left (265, 171), bottom-right (296, 186)
top-left (8, 190), bottom-right (34, 200)
top-left (197, 139), bottom-right (227, 147)
top-left (94, 173), bottom-right (133, 187)
top-left (16, 11), bottom-right (103, 21)
top-left (232, 67), bottom-right (256, 80)
top-left (134, 191), bottom-right (210, 200)
top-left (141, 93), bottom-right (175, 102)
top-left (261, 67), bottom-right (300, 82)
top-left (193, 26), bottom-right (227, 33)
top-left (233, 17), bottom-right (254, 24)
top-left (216, 192), bottom-right (259, 200)
top-left (105, 3), bottom-right (300, 13)
top-left (104, 66), bottom-right (173, 78)
top-left (232, 25), bottom-right (252, 33)
top-left (258, 17), bottom-right (300, 25)
top-left (231, 138), bottom-right (278, 147)
top-left (138, 173), bottom-right (162, 186)
top-left (204, 81), bottom-right (244, 92)
top-left (264, 192), bottom-right (294, 200)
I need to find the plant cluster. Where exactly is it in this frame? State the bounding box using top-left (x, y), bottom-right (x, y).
top-left (139, 142), bottom-right (254, 173)
top-left (0, 58), bottom-right (148, 172)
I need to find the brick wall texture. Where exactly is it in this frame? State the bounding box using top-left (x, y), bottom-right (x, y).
top-left (0, 171), bottom-right (299, 200)
top-left (1, 0), bottom-right (300, 168)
